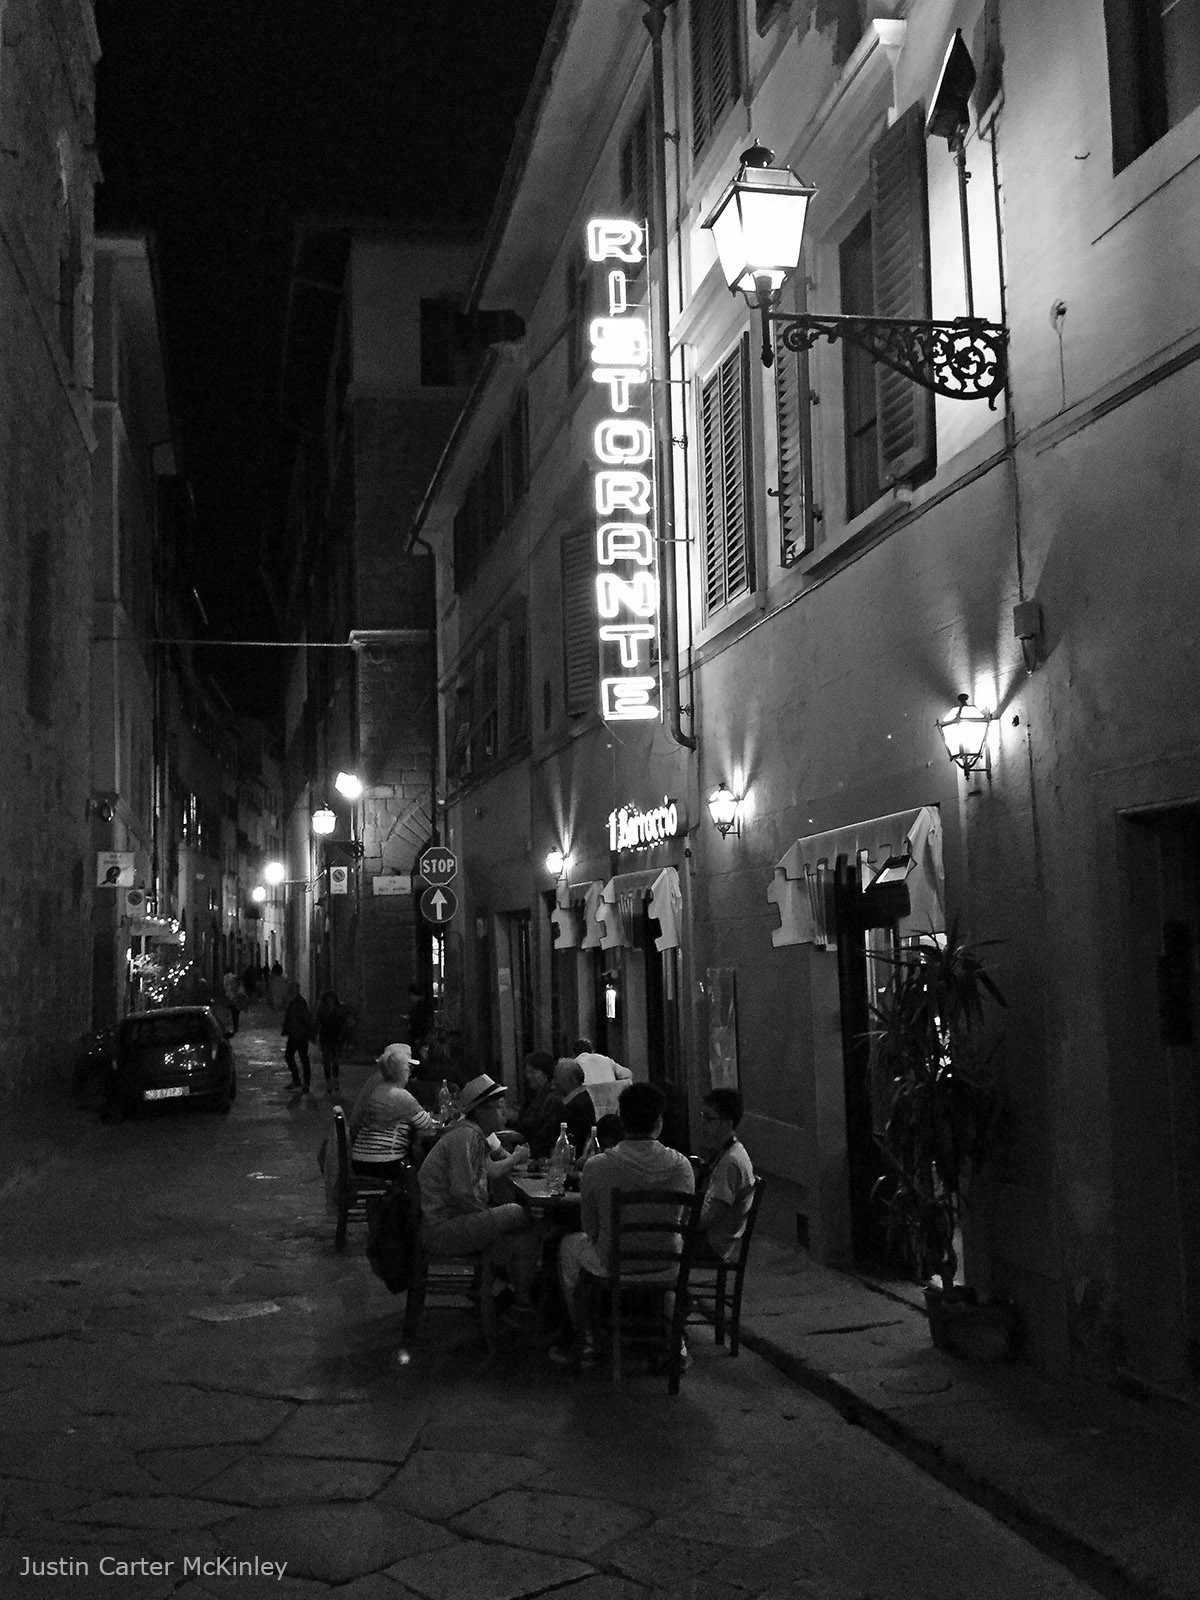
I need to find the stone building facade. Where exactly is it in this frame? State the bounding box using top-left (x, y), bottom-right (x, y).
top-left (410, 0), bottom-right (1200, 1395)
top-left (271, 224), bottom-right (475, 1051)
top-left (0, 0), bottom-right (100, 1097)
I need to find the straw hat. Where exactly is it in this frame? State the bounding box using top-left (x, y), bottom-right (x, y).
top-left (457, 1073), bottom-right (507, 1115)
top-left (375, 1043), bottom-right (413, 1073)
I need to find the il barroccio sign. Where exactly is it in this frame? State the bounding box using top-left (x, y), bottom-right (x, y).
top-left (608, 799), bottom-right (684, 853)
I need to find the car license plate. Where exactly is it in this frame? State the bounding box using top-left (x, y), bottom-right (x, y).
top-left (144, 1086), bottom-right (188, 1100)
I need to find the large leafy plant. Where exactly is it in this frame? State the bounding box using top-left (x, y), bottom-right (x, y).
top-left (870, 923), bottom-right (1004, 1292)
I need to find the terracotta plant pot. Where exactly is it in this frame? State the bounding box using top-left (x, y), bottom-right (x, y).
top-left (924, 1285), bottom-right (1018, 1362)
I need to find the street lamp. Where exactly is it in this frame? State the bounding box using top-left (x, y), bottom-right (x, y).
top-left (702, 140), bottom-right (1006, 401)
top-left (937, 693), bottom-right (994, 776)
top-left (311, 805), bottom-right (336, 836)
top-left (334, 771), bottom-right (362, 800)
top-left (545, 848), bottom-right (574, 880)
top-left (707, 782), bottom-right (743, 840)
top-left (251, 885), bottom-right (267, 904)
top-left (264, 860), bottom-right (286, 886)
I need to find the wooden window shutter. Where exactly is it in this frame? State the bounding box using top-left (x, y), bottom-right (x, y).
top-left (691, 0), bottom-right (740, 159)
top-left (561, 529), bottom-right (598, 716)
top-left (700, 334), bottom-right (753, 616)
top-left (869, 102), bottom-right (936, 488)
top-left (773, 279), bottom-right (815, 565)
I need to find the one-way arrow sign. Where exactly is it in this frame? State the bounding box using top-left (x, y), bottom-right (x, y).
top-left (420, 885), bottom-right (458, 925)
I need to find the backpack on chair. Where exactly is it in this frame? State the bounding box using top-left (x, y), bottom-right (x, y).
top-left (365, 1174), bottom-right (415, 1294)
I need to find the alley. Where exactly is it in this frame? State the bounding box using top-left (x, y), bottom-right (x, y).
top-left (0, 1011), bottom-right (1103, 1600)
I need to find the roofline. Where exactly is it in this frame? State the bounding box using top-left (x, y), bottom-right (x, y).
top-left (463, 0), bottom-right (582, 313)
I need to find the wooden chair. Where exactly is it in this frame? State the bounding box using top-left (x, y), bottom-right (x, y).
top-left (332, 1105), bottom-right (392, 1251)
top-left (596, 1187), bottom-right (705, 1394)
top-left (398, 1163), bottom-right (497, 1354)
top-left (686, 1176), bottom-right (765, 1356)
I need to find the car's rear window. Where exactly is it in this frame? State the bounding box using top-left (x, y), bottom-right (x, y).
top-left (124, 1016), bottom-right (212, 1047)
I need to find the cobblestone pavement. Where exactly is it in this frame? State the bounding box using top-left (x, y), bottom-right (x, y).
top-left (0, 1009), bottom-right (1105, 1600)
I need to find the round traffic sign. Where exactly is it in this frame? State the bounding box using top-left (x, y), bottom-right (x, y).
top-left (417, 845), bottom-right (458, 886)
top-left (420, 885), bottom-right (458, 925)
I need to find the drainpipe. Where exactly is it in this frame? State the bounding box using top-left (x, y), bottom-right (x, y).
top-left (644, 0), bottom-right (696, 751)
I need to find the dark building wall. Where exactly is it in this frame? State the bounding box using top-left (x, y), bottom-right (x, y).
top-left (0, 0), bottom-right (99, 1100)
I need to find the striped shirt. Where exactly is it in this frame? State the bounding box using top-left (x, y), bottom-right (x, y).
top-left (351, 1085), bottom-right (434, 1164)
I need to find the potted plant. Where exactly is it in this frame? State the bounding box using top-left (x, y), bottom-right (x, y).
top-left (870, 922), bottom-right (1016, 1360)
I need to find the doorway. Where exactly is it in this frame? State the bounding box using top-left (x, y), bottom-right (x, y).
top-left (1119, 807), bottom-right (1200, 1391)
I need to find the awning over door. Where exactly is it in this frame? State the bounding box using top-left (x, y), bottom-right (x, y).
top-left (551, 880), bottom-right (603, 950)
top-left (595, 866), bottom-right (683, 951)
top-left (766, 805), bottom-right (943, 949)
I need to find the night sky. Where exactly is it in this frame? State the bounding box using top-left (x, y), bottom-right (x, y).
top-left (95, 0), bottom-right (557, 720)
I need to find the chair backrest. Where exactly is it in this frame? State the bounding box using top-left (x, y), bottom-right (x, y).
top-left (728, 1175), bottom-right (765, 1267)
top-left (608, 1188), bottom-right (704, 1279)
top-left (332, 1105), bottom-right (351, 1185)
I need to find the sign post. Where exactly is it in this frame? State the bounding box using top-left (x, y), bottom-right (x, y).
top-left (420, 885), bottom-right (458, 925)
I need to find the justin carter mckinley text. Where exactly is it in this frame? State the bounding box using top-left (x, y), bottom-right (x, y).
top-left (19, 1556), bottom-right (288, 1579)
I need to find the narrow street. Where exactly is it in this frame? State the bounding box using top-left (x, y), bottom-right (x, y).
top-left (1, 1009), bottom-right (1103, 1600)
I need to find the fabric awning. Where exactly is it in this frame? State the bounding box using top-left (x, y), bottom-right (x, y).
top-left (596, 866), bottom-right (683, 951)
top-left (766, 805), bottom-right (944, 949)
top-left (552, 880), bottom-right (602, 950)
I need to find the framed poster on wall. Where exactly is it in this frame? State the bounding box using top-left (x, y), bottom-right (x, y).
top-left (707, 966), bottom-right (739, 1089)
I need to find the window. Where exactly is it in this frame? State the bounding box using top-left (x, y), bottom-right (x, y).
top-left (420, 298), bottom-right (461, 385)
top-left (1105, 0), bottom-right (1200, 171)
top-left (831, 102), bottom-right (935, 521)
top-left (469, 641), bottom-right (498, 770)
top-left (561, 528), bottom-right (599, 716)
top-left (691, 0), bottom-right (741, 160)
top-left (481, 436), bottom-right (506, 551)
top-left (620, 95), bottom-right (653, 222)
top-left (840, 215), bottom-right (880, 519)
top-left (699, 335), bottom-right (753, 617)
top-left (773, 277), bottom-right (817, 565)
top-left (508, 623), bottom-right (530, 744)
top-left (566, 247), bottom-right (590, 391)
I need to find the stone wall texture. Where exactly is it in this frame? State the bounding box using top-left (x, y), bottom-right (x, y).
top-left (0, 0), bottom-right (99, 1101)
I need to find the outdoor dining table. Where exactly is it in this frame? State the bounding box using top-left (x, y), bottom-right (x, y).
top-left (509, 1171), bottom-right (583, 1229)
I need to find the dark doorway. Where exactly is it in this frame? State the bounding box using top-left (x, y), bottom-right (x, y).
top-left (833, 857), bottom-right (911, 1267)
top-left (1120, 807), bottom-right (1200, 1392)
top-left (642, 910), bottom-right (687, 1150)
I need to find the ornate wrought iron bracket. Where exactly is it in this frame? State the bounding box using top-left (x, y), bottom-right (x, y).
top-left (765, 310), bottom-right (1007, 406)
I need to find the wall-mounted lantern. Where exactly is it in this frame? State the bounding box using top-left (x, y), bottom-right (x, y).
top-left (707, 782), bottom-right (743, 839)
top-left (311, 806), bottom-right (336, 836)
top-left (937, 693), bottom-right (994, 776)
top-left (545, 848), bottom-right (574, 880)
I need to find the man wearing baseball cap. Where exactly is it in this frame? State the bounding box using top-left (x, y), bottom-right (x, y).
top-left (418, 1073), bottom-right (539, 1321)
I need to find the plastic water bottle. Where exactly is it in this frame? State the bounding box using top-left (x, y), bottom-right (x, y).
top-left (437, 1079), bottom-right (453, 1121)
top-left (546, 1122), bottom-right (572, 1195)
top-left (579, 1125), bottom-right (600, 1167)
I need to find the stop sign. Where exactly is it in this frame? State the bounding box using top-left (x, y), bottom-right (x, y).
top-left (417, 845), bottom-right (458, 886)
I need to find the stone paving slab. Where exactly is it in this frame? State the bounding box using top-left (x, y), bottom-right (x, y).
top-left (450, 1486), bottom-right (651, 1558)
top-left (217, 1502), bottom-right (456, 1583)
top-left (201, 1452), bottom-right (393, 1506)
top-left (378, 1447), bottom-right (542, 1519)
top-left (386, 1539), bottom-right (594, 1600)
top-left (262, 1399), bottom-right (429, 1464)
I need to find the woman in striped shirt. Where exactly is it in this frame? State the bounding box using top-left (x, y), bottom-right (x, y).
top-left (350, 1043), bottom-right (436, 1179)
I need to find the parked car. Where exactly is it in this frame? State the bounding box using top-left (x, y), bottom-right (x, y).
top-left (106, 1006), bottom-right (236, 1116)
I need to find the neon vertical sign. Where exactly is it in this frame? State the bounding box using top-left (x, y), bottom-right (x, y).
top-left (587, 218), bottom-right (660, 722)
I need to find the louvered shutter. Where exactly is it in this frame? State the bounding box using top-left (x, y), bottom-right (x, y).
top-left (620, 99), bottom-right (651, 222)
top-left (870, 102), bottom-right (936, 487)
top-left (561, 529), bottom-right (598, 717)
top-left (691, 0), bottom-right (741, 159)
top-left (700, 335), bottom-right (753, 616)
top-left (773, 281), bottom-right (814, 564)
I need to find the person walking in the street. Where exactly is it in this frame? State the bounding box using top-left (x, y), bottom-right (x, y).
top-left (313, 988), bottom-right (346, 1094)
top-left (281, 981), bottom-right (313, 1093)
top-left (222, 970), bottom-right (244, 1035)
